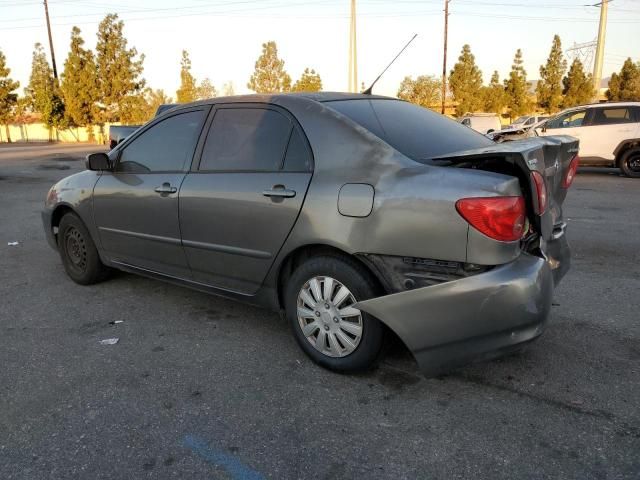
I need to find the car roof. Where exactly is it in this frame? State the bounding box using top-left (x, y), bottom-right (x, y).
top-left (581, 101), bottom-right (640, 109)
top-left (170, 92), bottom-right (396, 110)
top-left (551, 101), bottom-right (640, 116)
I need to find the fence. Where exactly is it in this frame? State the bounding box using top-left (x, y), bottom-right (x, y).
top-left (0, 122), bottom-right (114, 144)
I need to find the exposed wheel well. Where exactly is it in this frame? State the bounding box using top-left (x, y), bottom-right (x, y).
top-left (51, 205), bottom-right (74, 239)
top-left (275, 244), bottom-right (387, 311)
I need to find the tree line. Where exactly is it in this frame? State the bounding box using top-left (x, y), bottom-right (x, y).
top-left (1, 16), bottom-right (639, 142)
top-left (399, 36), bottom-right (640, 118)
top-left (0, 15), bottom-right (323, 142)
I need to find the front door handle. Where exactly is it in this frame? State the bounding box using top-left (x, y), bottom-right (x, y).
top-left (262, 185), bottom-right (296, 198)
top-left (154, 182), bottom-right (177, 194)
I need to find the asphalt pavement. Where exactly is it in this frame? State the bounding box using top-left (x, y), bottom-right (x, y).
top-left (0, 143), bottom-right (638, 479)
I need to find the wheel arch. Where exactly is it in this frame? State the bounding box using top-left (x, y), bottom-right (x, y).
top-left (50, 203), bottom-right (76, 237)
top-left (275, 244), bottom-right (388, 311)
top-left (613, 139), bottom-right (640, 164)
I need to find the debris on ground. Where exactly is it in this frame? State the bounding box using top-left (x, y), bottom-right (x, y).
top-left (99, 338), bottom-right (119, 345)
top-left (7, 241), bottom-right (19, 246)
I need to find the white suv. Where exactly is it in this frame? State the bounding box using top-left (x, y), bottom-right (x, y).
top-left (536, 102), bottom-right (640, 177)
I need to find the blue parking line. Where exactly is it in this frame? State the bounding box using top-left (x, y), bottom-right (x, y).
top-left (183, 434), bottom-right (265, 480)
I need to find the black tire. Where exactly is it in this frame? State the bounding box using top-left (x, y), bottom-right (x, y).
top-left (57, 212), bottom-right (110, 285)
top-left (619, 148), bottom-right (640, 178)
top-left (285, 255), bottom-right (384, 373)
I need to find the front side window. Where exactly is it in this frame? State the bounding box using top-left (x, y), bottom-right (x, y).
top-left (117, 110), bottom-right (206, 173)
top-left (199, 108), bottom-right (292, 171)
top-left (525, 117), bottom-right (535, 125)
top-left (591, 107), bottom-right (634, 125)
top-left (513, 116), bottom-right (529, 124)
top-left (547, 110), bottom-right (586, 129)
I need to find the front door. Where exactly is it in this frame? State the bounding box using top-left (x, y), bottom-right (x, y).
top-left (179, 105), bottom-right (313, 294)
top-left (93, 108), bottom-right (208, 277)
top-left (541, 107), bottom-right (592, 157)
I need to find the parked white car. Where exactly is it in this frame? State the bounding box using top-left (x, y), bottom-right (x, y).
top-left (458, 113), bottom-right (501, 134)
top-left (536, 102), bottom-right (640, 177)
top-left (507, 115), bottom-right (549, 130)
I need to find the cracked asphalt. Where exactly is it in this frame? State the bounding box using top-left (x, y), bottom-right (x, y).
top-left (1, 144), bottom-right (638, 479)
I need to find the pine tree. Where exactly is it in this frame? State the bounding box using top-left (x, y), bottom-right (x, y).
top-left (176, 50), bottom-right (197, 103)
top-left (95, 14), bottom-right (145, 123)
top-left (504, 49), bottom-right (532, 119)
top-left (196, 78), bottom-right (217, 100)
top-left (247, 41), bottom-right (291, 93)
top-left (145, 88), bottom-right (172, 117)
top-left (481, 71), bottom-right (508, 113)
top-left (0, 49), bottom-right (20, 142)
top-left (536, 35), bottom-right (567, 114)
top-left (606, 58), bottom-right (640, 101)
top-left (291, 68), bottom-right (322, 92)
top-left (61, 26), bottom-right (98, 138)
top-left (562, 59), bottom-right (594, 108)
top-left (25, 43), bottom-right (65, 135)
top-left (448, 44), bottom-right (483, 116)
top-left (397, 75), bottom-right (441, 110)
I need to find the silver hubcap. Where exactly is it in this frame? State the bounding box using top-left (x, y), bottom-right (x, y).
top-left (297, 276), bottom-right (363, 358)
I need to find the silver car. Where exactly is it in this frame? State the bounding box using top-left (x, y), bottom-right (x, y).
top-left (42, 93), bottom-right (579, 376)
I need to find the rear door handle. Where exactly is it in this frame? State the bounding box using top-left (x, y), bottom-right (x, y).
top-left (154, 183), bottom-right (177, 194)
top-left (263, 186), bottom-right (296, 198)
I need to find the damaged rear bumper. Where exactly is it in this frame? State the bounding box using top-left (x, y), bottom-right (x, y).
top-left (354, 252), bottom-right (554, 377)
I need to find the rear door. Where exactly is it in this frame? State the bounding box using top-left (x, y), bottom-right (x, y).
top-left (585, 106), bottom-right (638, 160)
top-left (93, 107), bottom-right (208, 277)
top-left (179, 104), bottom-right (313, 294)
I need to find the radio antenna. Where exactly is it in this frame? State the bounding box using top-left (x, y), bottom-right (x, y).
top-left (362, 34), bottom-right (418, 95)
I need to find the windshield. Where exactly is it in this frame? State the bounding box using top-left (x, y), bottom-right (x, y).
top-left (513, 116), bottom-right (529, 124)
top-left (325, 99), bottom-right (493, 162)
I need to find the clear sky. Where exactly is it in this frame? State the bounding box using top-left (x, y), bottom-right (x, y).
top-left (0, 0), bottom-right (638, 98)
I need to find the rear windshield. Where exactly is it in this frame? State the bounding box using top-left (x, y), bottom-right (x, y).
top-left (324, 99), bottom-right (493, 162)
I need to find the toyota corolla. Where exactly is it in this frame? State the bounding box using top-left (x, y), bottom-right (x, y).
top-left (42, 93), bottom-right (578, 376)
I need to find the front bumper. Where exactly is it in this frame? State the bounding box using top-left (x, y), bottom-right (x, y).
top-left (354, 252), bottom-right (555, 377)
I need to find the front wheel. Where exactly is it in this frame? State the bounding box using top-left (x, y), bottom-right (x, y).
top-left (57, 212), bottom-right (110, 285)
top-left (285, 255), bottom-right (384, 373)
top-left (619, 148), bottom-right (640, 178)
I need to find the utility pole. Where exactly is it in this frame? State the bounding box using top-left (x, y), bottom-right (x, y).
top-left (348, 0), bottom-right (358, 92)
top-left (441, 0), bottom-right (450, 114)
top-left (592, 0), bottom-right (608, 98)
top-left (43, 0), bottom-right (58, 79)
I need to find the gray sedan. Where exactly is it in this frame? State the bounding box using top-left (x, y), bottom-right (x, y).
top-left (42, 93), bottom-right (579, 376)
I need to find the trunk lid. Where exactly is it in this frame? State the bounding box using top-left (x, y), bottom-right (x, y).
top-left (432, 135), bottom-right (579, 241)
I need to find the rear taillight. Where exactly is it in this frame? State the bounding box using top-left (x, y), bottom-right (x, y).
top-left (531, 171), bottom-right (547, 215)
top-left (455, 196), bottom-right (526, 242)
top-left (563, 154), bottom-right (580, 189)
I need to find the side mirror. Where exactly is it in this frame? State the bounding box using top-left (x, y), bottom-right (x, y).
top-left (85, 152), bottom-right (111, 171)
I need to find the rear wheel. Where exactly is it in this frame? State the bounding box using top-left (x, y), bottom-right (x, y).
top-left (285, 255), bottom-right (384, 372)
top-left (58, 212), bottom-right (110, 285)
top-left (619, 147), bottom-right (640, 178)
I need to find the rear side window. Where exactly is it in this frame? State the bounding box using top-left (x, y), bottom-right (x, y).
top-left (325, 99), bottom-right (493, 162)
top-left (117, 110), bottom-right (206, 173)
top-left (591, 107), bottom-right (635, 125)
top-left (283, 128), bottom-right (313, 172)
top-left (199, 108), bottom-right (292, 171)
